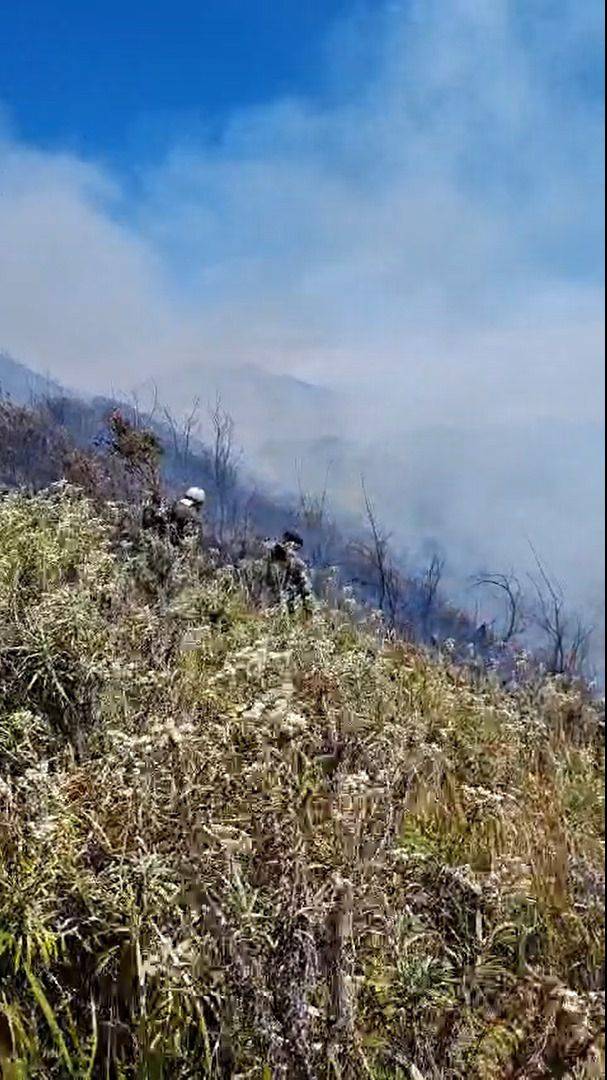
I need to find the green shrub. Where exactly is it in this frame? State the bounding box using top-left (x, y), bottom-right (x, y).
top-left (0, 488), bottom-right (603, 1077)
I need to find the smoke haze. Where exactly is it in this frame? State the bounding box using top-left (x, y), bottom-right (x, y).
top-left (0, 1), bottom-right (604, 655)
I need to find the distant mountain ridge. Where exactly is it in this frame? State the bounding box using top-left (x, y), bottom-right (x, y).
top-left (2, 349), bottom-right (602, 678)
top-left (0, 351), bottom-right (65, 402)
top-left (151, 359), bottom-right (339, 451)
top-left (1, 349), bottom-right (338, 458)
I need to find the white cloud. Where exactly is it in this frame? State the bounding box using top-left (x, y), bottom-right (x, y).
top-left (0, 0), bottom-right (603, 636)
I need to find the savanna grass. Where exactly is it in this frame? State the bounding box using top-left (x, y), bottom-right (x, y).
top-left (0, 488), bottom-right (603, 1077)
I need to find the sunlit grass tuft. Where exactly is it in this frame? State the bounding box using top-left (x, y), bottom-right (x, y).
top-left (0, 487), bottom-right (603, 1077)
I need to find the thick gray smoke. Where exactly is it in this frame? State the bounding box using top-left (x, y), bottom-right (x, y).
top-left (0, 2), bottom-right (604, 659)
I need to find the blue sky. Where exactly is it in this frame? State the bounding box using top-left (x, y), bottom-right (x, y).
top-left (1, 0), bottom-right (347, 160)
top-left (3, 2), bottom-right (603, 206)
top-left (0, 1), bottom-right (604, 626)
top-left (0, 0), bottom-right (602, 392)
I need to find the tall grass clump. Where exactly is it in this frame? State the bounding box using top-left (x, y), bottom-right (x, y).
top-left (0, 487), bottom-right (604, 1078)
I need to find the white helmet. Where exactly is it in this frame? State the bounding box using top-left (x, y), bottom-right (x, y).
top-left (185, 486), bottom-right (206, 506)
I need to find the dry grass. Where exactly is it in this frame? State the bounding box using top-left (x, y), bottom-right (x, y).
top-left (0, 487), bottom-right (604, 1078)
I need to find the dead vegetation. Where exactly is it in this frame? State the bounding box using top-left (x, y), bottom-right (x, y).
top-left (0, 485), bottom-right (603, 1078)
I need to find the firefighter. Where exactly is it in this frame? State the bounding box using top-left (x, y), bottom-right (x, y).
top-left (141, 490), bottom-right (170, 537)
top-left (267, 531), bottom-right (313, 612)
top-left (168, 486), bottom-right (206, 543)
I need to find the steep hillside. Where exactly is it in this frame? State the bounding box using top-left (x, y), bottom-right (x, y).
top-left (153, 361), bottom-right (339, 454)
top-left (0, 353), bottom-right (64, 405)
top-left (0, 487), bottom-right (603, 1078)
top-left (0, 394), bottom-right (503, 671)
top-left (1, 357), bottom-right (601, 684)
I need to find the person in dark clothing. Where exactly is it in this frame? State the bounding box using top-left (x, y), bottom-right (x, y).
top-left (266, 531), bottom-right (313, 611)
top-left (474, 622), bottom-right (490, 651)
top-left (141, 491), bottom-right (169, 537)
top-left (282, 529), bottom-right (304, 548)
top-left (141, 486), bottom-right (206, 545)
top-left (168, 486), bottom-right (206, 543)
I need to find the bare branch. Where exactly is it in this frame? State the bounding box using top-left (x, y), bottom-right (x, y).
top-left (210, 395), bottom-right (239, 543)
top-left (471, 571), bottom-right (524, 642)
top-left (355, 478), bottom-right (401, 626)
top-left (526, 541), bottom-right (591, 676)
top-left (147, 381), bottom-right (159, 424)
top-left (420, 554), bottom-right (444, 633)
top-left (182, 396), bottom-right (201, 463)
top-left (162, 405), bottom-right (181, 459)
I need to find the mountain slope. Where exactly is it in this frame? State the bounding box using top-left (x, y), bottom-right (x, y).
top-left (3, 351), bottom-right (602, 679)
top-left (0, 351), bottom-right (64, 403)
top-left (152, 359), bottom-right (339, 451)
top-left (0, 486), bottom-right (603, 1077)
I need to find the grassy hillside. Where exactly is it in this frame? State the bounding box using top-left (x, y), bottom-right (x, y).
top-left (0, 486), bottom-right (604, 1078)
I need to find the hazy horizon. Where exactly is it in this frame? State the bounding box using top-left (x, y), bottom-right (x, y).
top-left (1, 0), bottom-right (604, 659)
